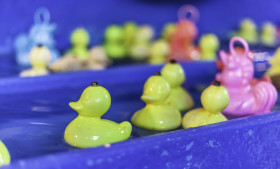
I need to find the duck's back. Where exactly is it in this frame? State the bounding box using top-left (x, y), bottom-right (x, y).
top-left (182, 108), bottom-right (227, 129)
top-left (64, 116), bottom-right (131, 148)
top-left (165, 87), bottom-right (194, 111)
top-left (132, 104), bottom-right (181, 131)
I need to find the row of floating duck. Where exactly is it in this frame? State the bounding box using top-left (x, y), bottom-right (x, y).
top-left (16, 6), bottom-right (280, 78)
top-left (233, 18), bottom-right (278, 46)
top-left (16, 5), bottom-right (222, 77)
top-left (1, 36), bottom-right (279, 166)
top-left (65, 37), bottom-right (278, 148)
top-left (3, 4), bottom-right (280, 167)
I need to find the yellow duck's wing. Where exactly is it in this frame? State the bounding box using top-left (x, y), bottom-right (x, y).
top-left (182, 108), bottom-right (209, 129)
top-left (183, 109), bottom-right (227, 129)
top-left (207, 113), bottom-right (227, 125)
top-left (65, 117), bottom-right (131, 148)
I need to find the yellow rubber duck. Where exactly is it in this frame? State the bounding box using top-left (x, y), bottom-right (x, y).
top-left (64, 82), bottom-right (132, 148)
top-left (20, 45), bottom-right (51, 77)
top-left (266, 47), bottom-right (280, 77)
top-left (123, 22), bottom-right (138, 49)
top-left (161, 23), bottom-right (176, 41)
top-left (261, 22), bottom-right (276, 46)
top-left (103, 25), bottom-right (126, 59)
top-left (66, 28), bottom-right (90, 60)
top-left (131, 73), bottom-right (181, 131)
top-left (235, 19), bottom-right (258, 44)
top-left (148, 40), bottom-right (169, 64)
top-left (0, 141), bottom-right (10, 167)
top-left (199, 34), bottom-right (219, 60)
top-left (129, 25), bottom-right (154, 60)
top-left (161, 60), bottom-right (194, 112)
top-left (182, 81), bottom-right (229, 129)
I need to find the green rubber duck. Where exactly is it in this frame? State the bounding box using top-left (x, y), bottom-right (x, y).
top-left (103, 25), bottom-right (126, 59)
top-left (161, 23), bottom-right (176, 41)
top-left (124, 22), bottom-right (138, 49)
top-left (199, 34), bottom-right (219, 60)
top-left (67, 28), bottom-right (90, 60)
top-left (0, 141), bottom-right (10, 167)
top-left (64, 82), bottom-right (132, 148)
top-left (129, 25), bottom-right (154, 60)
top-left (182, 81), bottom-right (229, 129)
top-left (131, 73), bottom-right (182, 131)
top-left (266, 47), bottom-right (280, 77)
top-left (149, 40), bottom-right (169, 64)
top-left (261, 22), bottom-right (276, 46)
top-left (161, 60), bottom-right (194, 112)
top-left (237, 19), bottom-right (258, 43)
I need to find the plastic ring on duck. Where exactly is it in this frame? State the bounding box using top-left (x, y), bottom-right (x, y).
top-left (34, 7), bottom-right (50, 24)
top-left (229, 36), bottom-right (250, 58)
top-left (177, 5), bottom-right (199, 23)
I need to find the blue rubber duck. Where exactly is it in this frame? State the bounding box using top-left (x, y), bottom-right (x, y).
top-left (14, 7), bottom-right (60, 67)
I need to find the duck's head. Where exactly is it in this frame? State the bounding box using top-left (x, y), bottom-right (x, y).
top-left (161, 60), bottom-right (185, 88)
top-left (262, 22), bottom-right (276, 36)
top-left (69, 82), bottom-right (111, 117)
top-left (124, 22), bottom-right (138, 40)
top-left (141, 72), bottom-right (170, 104)
top-left (29, 45), bottom-right (51, 69)
top-left (150, 40), bottom-right (169, 57)
top-left (71, 28), bottom-right (90, 47)
top-left (201, 81), bottom-right (229, 113)
top-left (199, 34), bottom-right (219, 54)
top-left (105, 25), bottom-right (124, 42)
top-left (135, 25), bottom-right (154, 42)
top-left (162, 23), bottom-right (176, 41)
top-left (240, 19), bottom-right (256, 33)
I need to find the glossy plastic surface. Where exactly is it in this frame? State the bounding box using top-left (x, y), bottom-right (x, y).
top-left (65, 84), bottom-right (132, 148)
top-left (129, 25), bottom-right (154, 60)
top-left (104, 25), bottom-right (126, 59)
top-left (233, 19), bottom-right (258, 44)
top-left (2, 0), bottom-right (280, 55)
top-left (216, 37), bottom-right (278, 117)
top-left (66, 28), bottom-right (90, 60)
top-left (20, 46), bottom-right (51, 77)
top-left (0, 1), bottom-right (280, 168)
top-left (0, 0), bottom-right (278, 78)
top-left (149, 40), bottom-right (169, 64)
top-left (182, 82), bottom-right (229, 129)
top-left (131, 74), bottom-right (181, 131)
top-left (261, 22), bottom-right (277, 46)
top-left (0, 62), bottom-right (214, 167)
top-left (199, 34), bottom-right (219, 60)
top-left (0, 62), bottom-right (280, 169)
top-left (266, 47), bottom-right (280, 77)
top-left (169, 5), bottom-right (200, 61)
top-left (161, 61), bottom-right (194, 111)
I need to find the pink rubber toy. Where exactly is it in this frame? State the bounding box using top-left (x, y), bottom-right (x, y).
top-left (216, 37), bottom-right (278, 117)
top-left (169, 5), bottom-right (200, 61)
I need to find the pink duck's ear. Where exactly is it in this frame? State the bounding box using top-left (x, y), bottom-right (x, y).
top-left (219, 50), bottom-right (227, 64)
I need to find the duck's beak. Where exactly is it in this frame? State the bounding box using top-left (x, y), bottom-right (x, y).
top-left (141, 95), bottom-right (155, 103)
top-left (69, 102), bottom-right (83, 112)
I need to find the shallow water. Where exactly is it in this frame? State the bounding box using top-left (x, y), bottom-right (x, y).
top-left (0, 73), bottom-right (208, 161)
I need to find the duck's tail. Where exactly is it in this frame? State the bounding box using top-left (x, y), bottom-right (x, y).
top-left (253, 81), bottom-right (278, 114)
top-left (119, 121), bottom-right (132, 138)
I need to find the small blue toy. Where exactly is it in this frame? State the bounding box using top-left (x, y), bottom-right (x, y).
top-left (14, 7), bottom-right (60, 67)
